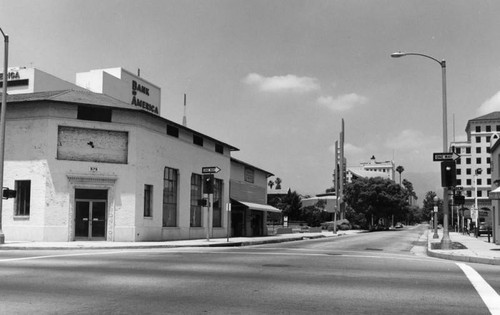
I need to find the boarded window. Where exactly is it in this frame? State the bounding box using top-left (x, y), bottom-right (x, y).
top-left (77, 106), bottom-right (112, 122)
top-left (57, 126), bottom-right (128, 164)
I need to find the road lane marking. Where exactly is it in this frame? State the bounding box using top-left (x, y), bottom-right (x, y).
top-left (457, 263), bottom-right (500, 315)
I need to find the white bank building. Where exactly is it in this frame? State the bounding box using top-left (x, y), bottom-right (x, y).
top-left (0, 67), bottom-right (261, 242)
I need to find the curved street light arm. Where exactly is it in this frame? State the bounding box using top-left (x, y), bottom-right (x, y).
top-left (391, 52), bottom-right (444, 67)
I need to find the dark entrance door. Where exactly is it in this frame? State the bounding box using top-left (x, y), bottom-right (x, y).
top-left (75, 189), bottom-right (107, 240)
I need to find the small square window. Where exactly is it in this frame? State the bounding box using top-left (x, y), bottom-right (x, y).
top-left (193, 135), bottom-right (204, 146)
top-left (466, 179), bottom-right (472, 185)
top-left (476, 147), bottom-right (481, 154)
top-left (466, 148), bottom-right (471, 154)
top-left (215, 143), bottom-right (224, 154)
top-left (486, 125), bottom-right (492, 132)
top-left (466, 168), bottom-right (471, 175)
top-left (476, 126), bottom-right (481, 132)
top-left (167, 125), bottom-right (179, 138)
top-left (477, 158), bottom-right (481, 164)
top-left (476, 137), bottom-right (481, 143)
top-left (466, 158), bottom-right (471, 164)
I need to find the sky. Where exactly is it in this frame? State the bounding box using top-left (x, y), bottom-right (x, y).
top-left (2, 0), bottom-right (500, 203)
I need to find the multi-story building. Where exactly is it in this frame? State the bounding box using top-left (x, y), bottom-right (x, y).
top-left (346, 156), bottom-right (396, 183)
top-left (451, 112), bottom-right (499, 225)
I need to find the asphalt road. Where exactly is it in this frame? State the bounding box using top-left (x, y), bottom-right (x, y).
top-left (0, 225), bottom-right (498, 314)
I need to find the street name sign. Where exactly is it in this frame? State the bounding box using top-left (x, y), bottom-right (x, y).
top-left (433, 152), bottom-right (460, 162)
top-left (202, 166), bottom-right (221, 174)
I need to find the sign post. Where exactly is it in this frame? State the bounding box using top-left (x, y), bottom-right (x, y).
top-left (202, 166), bottom-right (220, 241)
top-left (226, 202), bottom-right (231, 242)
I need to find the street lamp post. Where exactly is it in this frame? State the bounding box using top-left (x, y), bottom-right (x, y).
top-left (0, 28), bottom-right (8, 244)
top-left (473, 168), bottom-right (482, 237)
top-left (391, 51), bottom-right (452, 249)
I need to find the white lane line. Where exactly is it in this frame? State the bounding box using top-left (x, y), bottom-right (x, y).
top-left (457, 263), bottom-right (500, 315)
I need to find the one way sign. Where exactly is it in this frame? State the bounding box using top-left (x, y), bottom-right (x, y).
top-left (433, 152), bottom-right (460, 162)
top-left (202, 166), bottom-right (221, 174)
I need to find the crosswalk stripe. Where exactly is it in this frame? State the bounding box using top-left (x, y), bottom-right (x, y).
top-left (457, 263), bottom-right (500, 315)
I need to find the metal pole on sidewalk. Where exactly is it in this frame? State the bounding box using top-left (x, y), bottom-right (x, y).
top-left (0, 28), bottom-right (9, 244)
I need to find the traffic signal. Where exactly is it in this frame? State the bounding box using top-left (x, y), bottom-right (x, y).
top-left (203, 174), bottom-right (214, 194)
top-left (2, 187), bottom-right (16, 199)
top-left (441, 161), bottom-right (457, 188)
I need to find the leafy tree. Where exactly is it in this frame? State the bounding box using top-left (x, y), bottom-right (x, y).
top-left (344, 177), bottom-right (408, 227)
top-left (301, 200), bottom-right (330, 227)
top-left (280, 189), bottom-right (302, 221)
top-left (422, 191), bottom-right (442, 224)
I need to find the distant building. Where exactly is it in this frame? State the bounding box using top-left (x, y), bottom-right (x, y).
top-left (346, 156), bottom-right (395, 183)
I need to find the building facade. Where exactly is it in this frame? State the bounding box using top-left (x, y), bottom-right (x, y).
top-left (230, 158), bottom-right (280, 237)
top-left (2, 90), bottom-right (239, 242)
top-left (450, 112), bottom-right (499, 226)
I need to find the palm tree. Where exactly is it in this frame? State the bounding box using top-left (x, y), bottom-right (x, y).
top-left (396, 165), bottom-right (404, 185)
top-left (268, 180), bottom-right (274, 190)
top-left (275, 177), bottom-right (282, 190)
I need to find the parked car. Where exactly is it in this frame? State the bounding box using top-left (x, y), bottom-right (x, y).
top-left (395, 222), bottom-right (404, 229)
top-left (478, 223), bottom-right (491, 236)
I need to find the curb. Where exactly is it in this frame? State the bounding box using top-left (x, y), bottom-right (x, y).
top-left (0, 234), bottom-right (328, 251)
top-left (426, 230), bottom-right (500, 266)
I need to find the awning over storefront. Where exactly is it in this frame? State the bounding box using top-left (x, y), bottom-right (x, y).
top-left (231, 199), bottom-right (282, 213)
top-left (490, 187), bottom-right (500, 200)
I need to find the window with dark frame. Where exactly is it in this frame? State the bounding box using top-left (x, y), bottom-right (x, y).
top-left (486, 125), bottom-right (491, 132)
top-left (190, 174), bottom-right (202, 227)
top-left (163, 167), bottom-right (178, 227)
top-left (144, 184), bottom-right (153, 217)
top-left (476, 136), bottom-right (481, 143)
top-left (15, 180), bottom-right (30, 216)
top-left (212, 178), bottom-right (223, 227)
top-left (476, 126), bottom-right (481, 132)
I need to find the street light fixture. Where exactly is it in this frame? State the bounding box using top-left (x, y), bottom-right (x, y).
top-left (0, 27), bottom-right (8, 244)
top-left (391, 51), bottom-right (451, 249)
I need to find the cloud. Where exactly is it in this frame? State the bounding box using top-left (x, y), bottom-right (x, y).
top-left (242, 73), bottom-right (320, 93)
top-left (317, 93), bottom-right (368, 111)
top-left (384, 129), bottom-right (439, 151)
top-left (477, 91), bottom-right (500, 116)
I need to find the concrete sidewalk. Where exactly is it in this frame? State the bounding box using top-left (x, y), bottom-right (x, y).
top-left (427, 228), bottom-right (500, 265)
top-left (0, 230), bottom-right (361, 250)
